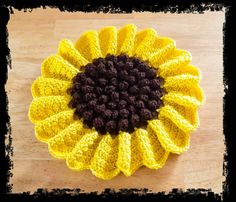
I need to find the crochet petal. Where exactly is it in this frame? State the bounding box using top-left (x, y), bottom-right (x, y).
top-left (42, 55), bottom-right (79, 81)
top-left (135, 128), bottom-right (169, 169)
top-left (132, 28), bottom-right (157, 60)
top-left (48, 121), bottom-right (85, 159)
top-left (148, 119), bottom-right (190, 154)
top-left (116, 132), bottom-right (142, 176)
top-left (90, 135), bottom-right (120, 180)
top-left (31, 77), bottom-right (71, 98)
top-left (58, 39), bottom-right (88, 69)
top-left (35, 110), bottom-right (74, 142)
top-left (190, 85), bottom-right (205, 104)
top-left (28, 95), bottom-right (71, 123)
top-left (163, 74), bottom-right (205, 103)
top-left (164, 102), bottom-right (199, 128)
top-left (160, 63), bottom-right (201, 79)
top-left (66, 131), bottom-right (102, 171)
top-left (75, 31), bottom-right (102, 62)
top-left (164, 74), bottom-right (199, 88)
top-left (156, 49), bottom-right (192, 78)
top-left (158, 105), bottom-right (198, 134)
top-left (162, 91), bottom-right (203, 108)
top-left (148, 37), bottom-right (176, 66)
top-left (99, 26), bottom-right (117, 57)
top-left (116, 24), bottom-right (137, 56)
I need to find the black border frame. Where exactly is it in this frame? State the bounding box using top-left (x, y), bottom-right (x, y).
top-left (0, 0), bottom-right (234, 201)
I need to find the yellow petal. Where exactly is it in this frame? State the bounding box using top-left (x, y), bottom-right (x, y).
top-left (66, 131), bottom-right (101, 171)
top-left (48, 121), bottom-right (85, 159)
top-left (160, 63), bottom-right (201, 79)
top-left (132, 28), bottom-right (157, 60)
top-left (148, 119), bottom-right (190, 154)
top-left (42, 55), bottom-right (79, 81)
top-left (99, 26), bottom-right (117, 57)
top-left (58, 39), bottom-right (88, 69)
top-left (164, 74), bottom-right (200, 90)
top-left (35, 110), bottom-right (75, 142)
top-left (116, 132), bottom-right (142, 176)
top-left (75, 31), bottom-right (102, 62)
top-left (148, 37), bottom-right (176, 66)
top-left (135, 128), bottom-right (169, 169)
top-left (163, 74), bottom-right (205, 103)
top-left (165, 85), bottom-right (204, 105)
top-left (90, 135), bottom-right (120, 180)
top-left (165, 102), bottom-right (199, 128)
top-left (28, 95), bottom-right (71, 123)
top-left (162, 91), bottom-right (203, 108)
top-left (158, 105), bottom-right (197, 133)
top-left (152, 37), bottom-right (176, 51)
top-left (116, 24), bottom-right (137, 56)
top-left (157, 49), bottom-right (192, 77)
top-left (31, 77), bottom-right (71, 98)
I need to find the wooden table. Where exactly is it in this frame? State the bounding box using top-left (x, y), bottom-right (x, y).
top-left (6, 9), bottom-right (225, 194)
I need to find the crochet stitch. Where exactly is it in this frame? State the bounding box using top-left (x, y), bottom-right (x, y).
top-left (28, 24), bottom-right (205, 180)
top-left (68, 54), bottom-right (165, 135)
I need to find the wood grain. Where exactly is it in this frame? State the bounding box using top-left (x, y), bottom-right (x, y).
top-left (6, 9), bottom-right (225, 194)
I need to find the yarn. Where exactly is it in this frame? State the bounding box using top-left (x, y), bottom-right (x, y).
top-left (28, 24), bottom-right (205, 180)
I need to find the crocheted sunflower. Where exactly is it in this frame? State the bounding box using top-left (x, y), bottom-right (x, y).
top-left (28, 24), bottom-right (205, 180)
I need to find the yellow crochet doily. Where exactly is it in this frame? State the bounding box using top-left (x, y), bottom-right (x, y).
top-left (28, 24), bottom-right (205, 180)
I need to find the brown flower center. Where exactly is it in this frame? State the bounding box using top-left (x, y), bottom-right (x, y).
top-left (68, 54), bottom-right (165, 135)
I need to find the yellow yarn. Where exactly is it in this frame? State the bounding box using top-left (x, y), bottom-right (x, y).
top-left (28, 24), bottom-right (205, 180)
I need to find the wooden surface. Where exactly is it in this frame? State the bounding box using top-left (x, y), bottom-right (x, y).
top-left (6, 9), bottom-right (225, 194)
